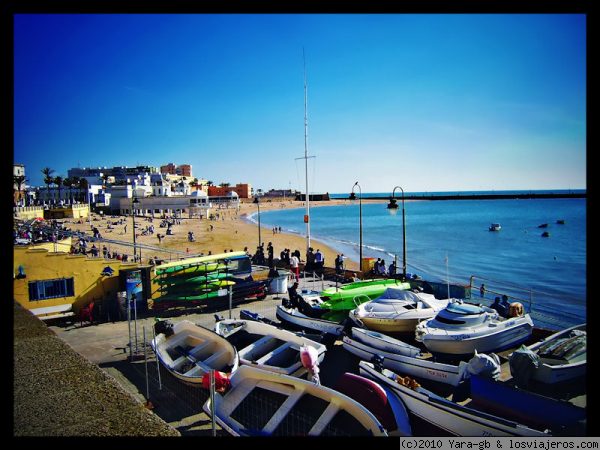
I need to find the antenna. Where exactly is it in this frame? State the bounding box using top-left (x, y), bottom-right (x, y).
top-left (295, 48), bottom-right (315, 255)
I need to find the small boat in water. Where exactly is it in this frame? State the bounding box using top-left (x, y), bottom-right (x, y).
top-left (203, 365), bottom-right (388, 436)
top-left (489, 223), bottom-right (501, 231)
top-left (214, 318), bottom-right (326, 377)
top-left (415, 301), bottom-right (534, 356)
top-left (151, 320), bottom-right (239, 385)
top-left (358, 361), bottom-right (552, 437)
top-left (349, 287), bottom-right (450, 333)
top-left (522, 323), bottom-right (586, 384)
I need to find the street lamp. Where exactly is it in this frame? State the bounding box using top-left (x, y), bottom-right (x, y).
top-left (132, 196), bottom-right (139, 262)
top-left (389, 186), bottom-right (407, 278)
top-left (253, 196), bottom-right (262, 248)
top-left (349, 181), bottom-right (362, 271)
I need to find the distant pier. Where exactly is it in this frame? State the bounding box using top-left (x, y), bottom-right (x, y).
top-left (340, 192), bottom-right (586, 201)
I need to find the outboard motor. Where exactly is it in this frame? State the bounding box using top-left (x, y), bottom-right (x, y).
top-left (371, 354), bottom-right (385, 373)
top-left (154, 319), bottom-right (174, 337)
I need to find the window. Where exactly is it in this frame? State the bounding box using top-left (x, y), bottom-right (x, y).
top-left (28, 278), bottom-right (75, 301)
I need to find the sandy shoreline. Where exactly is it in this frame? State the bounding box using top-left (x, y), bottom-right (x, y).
top-left (63, 197), bottom-right (388, 271)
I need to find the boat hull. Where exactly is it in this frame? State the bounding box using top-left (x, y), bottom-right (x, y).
top-left (151, 320), bottom-right (238, 385)
top-left (359, 362), bottom-right (550, 437)
top-left (355, 316), bottom-right (422, 333)
top-left (420, 316), bottom-right (534, 356)
top-left (526, 323), bottom-right (586, 384)
top-left (203, 365), bottom-right (388, 436)
top-left (214, 319), bottom-right (326, 377)
top-left (276, 305), bottom-right (345, 336)
top-left (342, 335), bottom-right (465, 386)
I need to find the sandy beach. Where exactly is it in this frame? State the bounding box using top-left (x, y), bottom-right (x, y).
top-left (63, 197), bottom-right (386, 271)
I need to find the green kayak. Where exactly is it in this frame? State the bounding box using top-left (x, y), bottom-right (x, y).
top-left (157, 262), bottom-right (226, 276)
top-left (154, 251), bottom-right (247, 275)
top-left (160, 280), bottom-right (235, 295)
top-left (155, 271), bottom-right (229, 285)
top-left (319, 279), bottom-right (411, 311)
top-left (154, 290), bottom-right (227, 302)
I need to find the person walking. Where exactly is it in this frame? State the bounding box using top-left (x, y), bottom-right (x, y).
top-left (290, 252), bottom-right (300, 282)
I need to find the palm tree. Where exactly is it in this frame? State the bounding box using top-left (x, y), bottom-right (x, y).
top-left (54, 176), bottom-right (64, 204)
top-left (41, 167), bottom-right (55, 204)
top-left (70, 176), bottom-right (80, 202)
top-left (78, 177), bottom-right (89, 204)
top-left (13, 175), bottom-right (27, 205)
top-left (62, 177), bottom-right (74, 204)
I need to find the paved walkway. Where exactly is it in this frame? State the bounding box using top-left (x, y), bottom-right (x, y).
top-left (46, 275), bottom-right (348, 436)
top-left (13, 302), bottom-right (180, 437)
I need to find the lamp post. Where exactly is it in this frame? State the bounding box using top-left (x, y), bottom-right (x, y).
top-left (349, 181), bottom-right (362, 271)
top-left (390, 186), bottom-right (406, 278)
top-left (132, 196), bottom-right (139, 262)
top-left (253, 196), bottom-right (262, 248)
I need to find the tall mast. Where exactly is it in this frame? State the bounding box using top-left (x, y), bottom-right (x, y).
top-left (303, 48), bottom-right (311, 252)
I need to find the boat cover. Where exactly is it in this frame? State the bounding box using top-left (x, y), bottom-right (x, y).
top-left (509, 344), bottom-right (540, 387)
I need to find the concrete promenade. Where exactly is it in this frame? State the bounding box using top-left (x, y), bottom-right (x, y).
top-left (39, 275), bottom-right (354, 436)
top-left (13, 302), bottom-right (180, 437)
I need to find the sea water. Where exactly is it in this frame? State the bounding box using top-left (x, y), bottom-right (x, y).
top-left (251, 196), bottom-right (586, 330)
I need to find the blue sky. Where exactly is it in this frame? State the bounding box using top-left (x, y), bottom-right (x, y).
top-left (14, 14), bottom-right (586, 193)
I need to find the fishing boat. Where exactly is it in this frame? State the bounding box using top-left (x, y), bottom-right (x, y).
top-left (202, 365), bottom-right (388, 436)
top-left (489, 223), bottom-right (501, 231)
top-left (342, 327), bottom-right (468, 386)
top-left (415, 301), bottom-right (534, 356)
top-left (275, 304), bottom-right (346, 336)
top-left (151, 320), bottom-right (239, 385)
top-left (349, 287), bottom-right (450, 333)
top-left (214, 319), bottom-right (326, 377)
top-left (358, 361), bottom-right (552, 437)
top-left (524, 323), bottom-right (586, 384)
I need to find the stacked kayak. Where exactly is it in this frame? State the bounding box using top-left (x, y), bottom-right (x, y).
top-left (154, 253), bottom-right (241, 306)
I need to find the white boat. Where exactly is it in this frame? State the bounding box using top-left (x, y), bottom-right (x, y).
top-left (151, 320), bottom-right (239, 385)
top-left (349, 288), bottom-right (450, 333)
top-left (214, 318), bottom-right (326, 377)
top-left (349, 327), bottom-right (421, 357)
top-left (202, 365), bottom-right (388, 436)
top-left (415, 301), bottom-right (534, 356)
top-left (489, 223), bottom-right (501, 231)
top-left (342, 328), bottom-right (468, 386)
top-left (358, 361), bottom-right (550, 437)
top-left (525, 323), bottom-right (586, 384)
top-left (275, 304), bottom-right (345, 336)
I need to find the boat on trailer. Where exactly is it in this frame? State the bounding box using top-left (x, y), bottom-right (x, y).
top-left (203, 365), bottom-right (388, 436)
top-left (214, 318), bottom-right (326, 377)
top-left (415, 301), bottom-right (534, 356)
top-left (349, 287), bottom-right (450, 333)
top-left (151, 320), bottom-right (238, 385)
